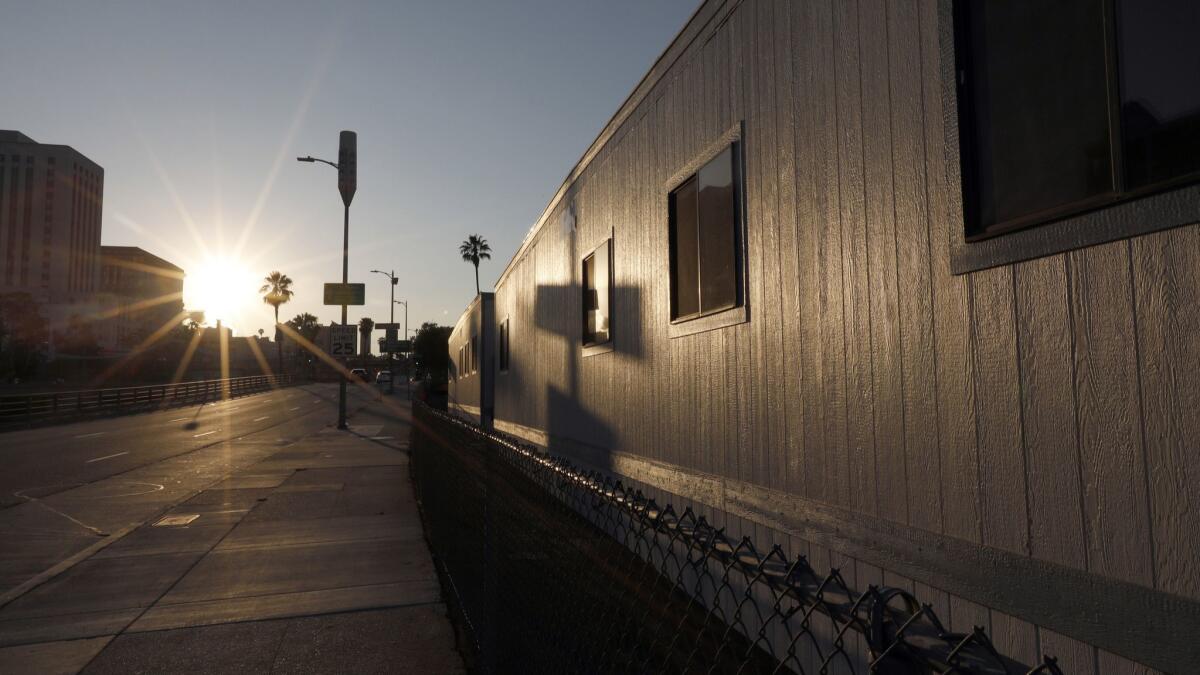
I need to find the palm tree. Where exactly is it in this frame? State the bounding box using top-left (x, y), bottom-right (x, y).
top-left (358, 317), bottom-right (374, 356)
top-left (459, 235), bottom-right (492, 295)
top-left (259, 271), bottom-right (294, 376)
top-left (286, 313), bottom-right (321, 342)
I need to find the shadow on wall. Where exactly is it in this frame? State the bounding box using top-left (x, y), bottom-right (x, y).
top-left (532, 280), bottom-right (644, 476)
top-left (532, 283), bottom-right (645, 360)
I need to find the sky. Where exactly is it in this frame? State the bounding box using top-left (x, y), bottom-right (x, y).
top-left (1, 0), bottom-right (698, 348)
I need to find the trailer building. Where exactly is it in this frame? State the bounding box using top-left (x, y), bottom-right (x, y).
top-left (448, 1), bottom-right (1200, 670)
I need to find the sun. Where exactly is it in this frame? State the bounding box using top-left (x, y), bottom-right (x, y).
top-left (184, 254), bottom-right (258, 331)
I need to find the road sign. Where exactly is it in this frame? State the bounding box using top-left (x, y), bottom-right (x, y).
top-left (338, 131), bottom-right (357, 207)
top-left (374, 323), bottom-right (399, 330)
top-left (330, 325), bottom-right (357, 357)
top-left (381, 339), bottom-right (411, 353)
top-left (323, 283), bottom-right (365, 306)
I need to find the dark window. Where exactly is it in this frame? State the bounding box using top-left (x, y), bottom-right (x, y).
top-left (669, 145), bottom-right (739, 321)
top-left (955, 0), bottom-right (1200, 239)
top-left (498, 318), bottom-right (510, 372)
top-left (470, 335), bottom-right (478, 374)
top-left (582, 240), bottom-right (611, 346)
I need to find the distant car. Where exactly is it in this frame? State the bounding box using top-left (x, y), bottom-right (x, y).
top-left (375, 370), bottom-right (392, 384)
top-left (349, 368), bottom-right (368, 381)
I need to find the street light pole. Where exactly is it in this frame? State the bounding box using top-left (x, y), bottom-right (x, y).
top-left (370, 269), bottom-right (398, 394)
top-left (394, 299), bottom-right (408, 392)
top-left (297, 130), bottom-right (356, 431)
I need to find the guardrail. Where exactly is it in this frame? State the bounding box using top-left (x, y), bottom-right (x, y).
top-left (0, 374), bottom-right (295, 430)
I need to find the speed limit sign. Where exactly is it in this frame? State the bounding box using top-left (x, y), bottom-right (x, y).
top-left (330, 325), bottom-right (357, 357)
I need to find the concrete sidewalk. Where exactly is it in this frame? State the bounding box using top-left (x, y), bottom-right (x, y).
top-left (0, 397), bottom-right (464, 674)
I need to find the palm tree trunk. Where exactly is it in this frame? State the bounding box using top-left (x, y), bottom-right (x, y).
top-left (274, 306), bottom-right (283, 377)
top-left (474, 262), bottom-right (480, 295)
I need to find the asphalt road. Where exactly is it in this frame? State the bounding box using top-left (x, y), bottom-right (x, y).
top-left (0, 383), bottom-right (379, 509)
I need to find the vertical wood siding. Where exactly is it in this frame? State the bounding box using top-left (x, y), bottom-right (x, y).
top-left (486, 0), bottom-right (1198, 666)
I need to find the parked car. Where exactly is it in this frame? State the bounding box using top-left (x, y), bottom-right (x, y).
top-left (375, 370), bottom-right (392, 385)
top-left (349, 368), bottom-right (369, 382)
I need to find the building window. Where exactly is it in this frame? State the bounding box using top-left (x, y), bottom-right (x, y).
top-left (668, 144), bottom-right (739, 322)
top-left (582, 239), bottom-right (612, 346)
top-left (470, 335), bottom-right (478, 374)
top-left (954, 0), bottom-right (1200, 240)
top-left (498, 318), bottom-right (510, 372)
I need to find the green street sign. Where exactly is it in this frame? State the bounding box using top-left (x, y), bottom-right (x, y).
top-left (323, 283), bottom-right (365, 306)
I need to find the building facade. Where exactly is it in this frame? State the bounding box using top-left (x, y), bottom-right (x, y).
top-left (448, 293), bottom-right (494, 429)
top-left (96, 245), bottom-right (185, 350)
top-left (0, 131), bottom-right (104, 306)
top-left (449, 1), bottom-right (1199, 671)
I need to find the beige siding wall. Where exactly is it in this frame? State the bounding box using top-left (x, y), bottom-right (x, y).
top-left (489, 1), bottom-right (1198, 669)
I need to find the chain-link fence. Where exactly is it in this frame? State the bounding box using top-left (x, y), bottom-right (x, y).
top-left (409, 402), bottom-right (1063, 675)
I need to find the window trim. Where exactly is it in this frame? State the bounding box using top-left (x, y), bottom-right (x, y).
top-left (581, 233), bottom-right (615, 357)
top-left (941, 0), bottom-right (1200, 274)
top-left (663, 122), bottom-right (749, 339)
top-left (498, 316), bottom-right (510, 373)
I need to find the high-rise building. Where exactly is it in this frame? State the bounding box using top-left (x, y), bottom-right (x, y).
top-left (0, 130), bottom-right (103, 305)
top-left (96, 246), bottom-right (185, 349)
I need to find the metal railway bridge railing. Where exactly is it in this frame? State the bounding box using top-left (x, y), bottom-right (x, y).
top-left (0, 374), bottom-right (296, 430)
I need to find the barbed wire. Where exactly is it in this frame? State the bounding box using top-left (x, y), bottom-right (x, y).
top-left (410, 402), bottom-right (1063, 675)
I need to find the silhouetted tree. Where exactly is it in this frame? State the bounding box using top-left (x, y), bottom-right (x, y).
top-left (358, 317), bottom-right (374, 356)
top-left (411, 321), bottom-right (452, 382)
top-left (259, 271), bottom-right (294, 375)
top-left (0, 293), bottom-right (48, 380)
top-left (56, 315), bottom-right (101, 357)
top-left (286, 312), bottom-right (321, 342)
top-left (459, 235), bottom-right (491, 295)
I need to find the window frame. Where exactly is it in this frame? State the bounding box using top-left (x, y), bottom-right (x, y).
top-left (663, 122), bottom-right (749, 339)
top-left (581, 235), bottom-right (614, 356)
top-left (498, 317), bottom-right (510, 373)
top-left (943, 0), bottom-right (1200, 274)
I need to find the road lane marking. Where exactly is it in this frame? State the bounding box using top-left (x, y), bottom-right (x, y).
top-left (167, 417), bottom-right (189, 423)
top-left (193, 430), bottom-right (219, 438)
top-left (253, 416), bottom-right (269, 422)
top-left (288, 406), bottom-right (301, 411)
top-left (86, 452), bottom-right (129, 464)
top-left (369, 436), bottom-right (394, 440)
top-left (74, 432), bottom-right (106, 439)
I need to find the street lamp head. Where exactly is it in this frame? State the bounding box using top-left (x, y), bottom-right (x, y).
top-left (297, 156), bottom-right (315, 163)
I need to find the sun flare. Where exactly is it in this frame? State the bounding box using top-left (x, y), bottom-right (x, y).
top-left (183, 255), bottom-right (257, 330)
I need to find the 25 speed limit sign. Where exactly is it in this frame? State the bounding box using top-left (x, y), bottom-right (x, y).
top-left (330, 325), bottom-right (357, 357)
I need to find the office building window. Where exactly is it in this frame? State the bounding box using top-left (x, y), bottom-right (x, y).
top-left (668, 144), bottom-right (739, 322)
top-left (955, 0), bottom-right (1200, 239)
top-left (498, 318), bottom-right (510, 372)
top-left (582, 239), bottom-right (612, 346)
